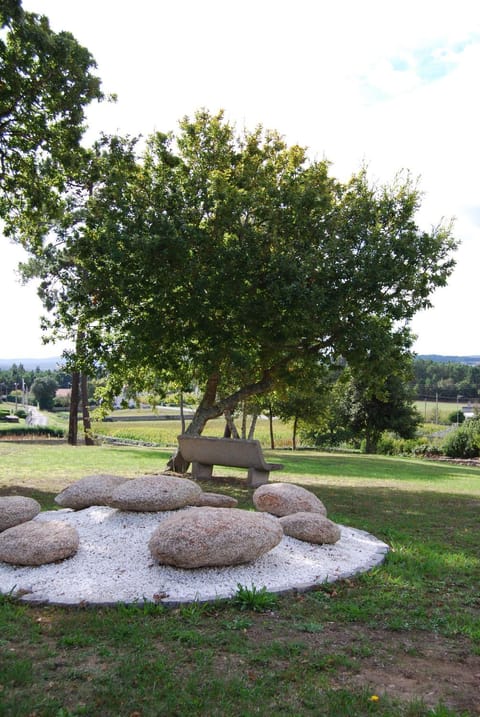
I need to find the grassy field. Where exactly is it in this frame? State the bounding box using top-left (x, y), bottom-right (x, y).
top-left (0, 443), bottom-right (479, 715)
top-left (94, 415), bottom-right (295, 449)
top-left (414, 400), bottom-right (467, 424)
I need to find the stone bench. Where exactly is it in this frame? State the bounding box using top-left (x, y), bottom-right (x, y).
top-left (178, 435), bottom-right (283, 487)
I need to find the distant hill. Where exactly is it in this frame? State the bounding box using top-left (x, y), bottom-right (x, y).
top-left (0, 356), bottom-right (64, 370)
top-left (2, 354), bottom-right (480, 371)
top-left (418, 355), bottom-right (480, 366)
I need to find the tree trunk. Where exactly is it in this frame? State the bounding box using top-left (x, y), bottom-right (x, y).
top-left (247, 411), bottom-right (258, 440)
top-left (268, 403), bottom-right (275, 449)
top-left (292, 415), bottom-right (298, 450)
top-left (68, 371), bottom-right (80, 445)
top-left (180, 391), bottom-right (186, 434)
top-left (364, 428), bottom-right (380, 454)
top-left (167, 373), bottom-right (221, 472)
top-left (166, 370), bottom-right (274, 472)
top-left (241, 401), bottom-right (247, 439)
top-left (223, 409), bottom-right (240, 439)
top-left (80, 372), bottom-right (95, 446)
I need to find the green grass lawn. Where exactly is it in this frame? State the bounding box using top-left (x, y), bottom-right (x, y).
top-left (0, 443), bottom-right (479, 716)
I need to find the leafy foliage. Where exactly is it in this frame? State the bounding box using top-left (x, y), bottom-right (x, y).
top-left (302, 352), bottom-right (421, 453)
top-left (31, 376), bottom-right (57, 410)
top-left (443, 417), bottom-right (480, 458)
top-left (447, 409), bottom-right (465, 424)
top-left (341, 373), bottom-right (421, 454)
top-left (0, 0), bottom-right (104, 240)
top-left (8, 109), bottom-right (458, 439)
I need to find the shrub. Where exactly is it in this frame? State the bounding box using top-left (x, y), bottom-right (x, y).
top-left (375, 434), bottom-right (421, 456)
top-left (442, 419), bottom-right (480, 459)
top-left (448, 410), bottom-right (465, 424)
top-left (0, 426), bottom-right (65, 439)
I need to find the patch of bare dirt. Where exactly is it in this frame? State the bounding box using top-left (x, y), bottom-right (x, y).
top-left (245, 618), bottom-right (480, 714)
top-left (333, 630), bottom-right (480, 714)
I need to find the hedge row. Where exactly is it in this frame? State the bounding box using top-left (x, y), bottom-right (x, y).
top-left (0, 426), bottom-right (65, 439)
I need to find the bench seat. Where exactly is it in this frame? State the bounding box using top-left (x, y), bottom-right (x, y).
top-left (178, 435), bottom-right (283, 487)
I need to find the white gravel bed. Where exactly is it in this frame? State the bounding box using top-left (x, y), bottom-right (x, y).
top-left (0, 507), bottom-right (389, 606)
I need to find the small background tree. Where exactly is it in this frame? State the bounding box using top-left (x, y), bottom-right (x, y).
top-left (31, 377), bottom-right (58, 410)
top-left (448, 410), bottom-right (465, 424)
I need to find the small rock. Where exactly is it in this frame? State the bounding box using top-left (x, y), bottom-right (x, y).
top-left (279, 512), bottom-right (341, 544)
top-left (149, 506), bottom-right (283, 568)
top-left (191, 492), bottom-right (238, 508)
top-left (0, 520), bottom-right (79, 566)
top-left (0, 496), bottom-right (41, 532)
top-left (253, 483), bottom-right (327, 517)
top-left (55, 474), bottom-right (130, 510)
top-left (110, 474), bottom-right (202, 511)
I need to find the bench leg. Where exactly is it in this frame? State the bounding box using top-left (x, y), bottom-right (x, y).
top-left (192, 462), bottom-right (213, 480)
top-left (247, 468), bottom-right (269, 488)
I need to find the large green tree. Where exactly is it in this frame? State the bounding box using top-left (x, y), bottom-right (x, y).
top-left (13, 111), bottom-right (458, 466)
top-left (0, 0), bottom-right (104, 241)
top-left (1, 0), bottom-right (105, 444)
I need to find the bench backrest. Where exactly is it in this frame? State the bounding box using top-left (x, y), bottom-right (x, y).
top-left (178, 435), bottom-right (270, 470)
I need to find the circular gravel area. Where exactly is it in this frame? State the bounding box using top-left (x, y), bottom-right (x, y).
top-left (0, 507), bottom-right (389, 606)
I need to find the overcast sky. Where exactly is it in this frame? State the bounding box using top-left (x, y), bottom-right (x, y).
top-left (1, 0), bottom-right (479, 359)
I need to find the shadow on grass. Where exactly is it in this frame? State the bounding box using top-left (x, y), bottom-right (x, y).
top-left (272, 451), bottom-right (480, 482)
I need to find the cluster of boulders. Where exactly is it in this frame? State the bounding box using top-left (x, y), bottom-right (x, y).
top-left (253, 483), bottom-right (341, 545)
top-left (0, 474), bottom-right (341, 569)
top-left (0, 496), bottom-right (79, 566)
top-left (53, 474), bottom-right (238, 511)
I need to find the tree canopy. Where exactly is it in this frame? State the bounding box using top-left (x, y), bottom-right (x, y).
top-left (16, 109), bottom-right (457, 446)
top-left (31, 375), bottom-right (57, 411)
top-left (0, 0), bottom-right (104, 241)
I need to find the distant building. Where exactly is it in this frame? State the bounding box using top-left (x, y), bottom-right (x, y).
top-left (462, 405), bottom-right (477, 419)
top-left (56, 388), bottom-right (72, 399)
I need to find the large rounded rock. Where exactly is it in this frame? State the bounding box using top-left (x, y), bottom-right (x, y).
top-left (0, 520), bottom-right (79, 565)
top-left (110, 474), bottom-right (202, 511)
top-left (55, 474), bottom-right (130, 510)
top-left (191, 492), bottom-right (238, 508)
top-left (253, 483), bottom-right (327, 517)
top-left (279, 512), bottom-right (341, 544)
top-left (0, 496), bottom-right (41, 532)
top-left (149, 507), bottom-right (283, 568)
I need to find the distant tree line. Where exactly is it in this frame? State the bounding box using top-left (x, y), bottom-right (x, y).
top-left (0, 364), bottom-right (72, 393)
top-left (412, 359), bottom-right (480, 402)
top-left (0, 364), bottom-right (90, 411)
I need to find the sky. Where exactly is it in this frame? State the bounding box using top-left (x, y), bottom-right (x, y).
top-left (1, 0), bottom-right (480, 359)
